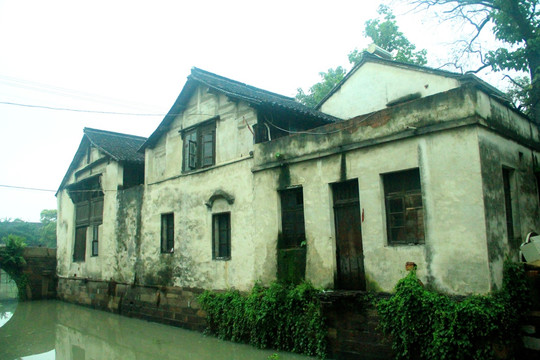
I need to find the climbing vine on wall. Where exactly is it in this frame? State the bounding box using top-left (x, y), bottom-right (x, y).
top-left (199, 282), bottom-right (327, 358)
top-left (377, 261), bottom-right (530, 360)
top-left (0, 235), bottom-right (28, 300)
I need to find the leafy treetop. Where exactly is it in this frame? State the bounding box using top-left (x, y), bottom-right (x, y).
top-left (296, 5), bottom-right (427, 108)
top-left (408, 0), bottom-right (539, 122)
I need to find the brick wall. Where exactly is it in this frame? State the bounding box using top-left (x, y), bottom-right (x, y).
top-left (319, 291), bottom-right (393, 360)
top-left (22, 247), bottom-right (56, 300)
top-left (57, 278), bottom-right (207, 331)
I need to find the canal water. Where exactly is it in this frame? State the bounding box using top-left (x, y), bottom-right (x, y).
top-left (0, 299), bottom-right (312, 360)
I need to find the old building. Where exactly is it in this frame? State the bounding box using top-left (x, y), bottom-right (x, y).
top-left (56, 128), bottom-right (146, 281)
top-left (57, 51), bottom-right (540, 313)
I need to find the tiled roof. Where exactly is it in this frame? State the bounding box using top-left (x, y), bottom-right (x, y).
top-left (57, 128), bottom-right (147, 194)
top-left (190, 68), bottom-right (339, 122)
top-left (140, 68), bottom-right (340, 150)
top-left (84, 127), bottom-right (146, 163)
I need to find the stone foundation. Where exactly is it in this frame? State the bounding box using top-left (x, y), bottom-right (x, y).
top-left (57, 278), bottom-right (207, 332)
top-left (57, 278), bottom-right (395, 359)
top-left (22, 247), bottom-right (57, 300)
top-left (320, 291), bottom-right (393, 360)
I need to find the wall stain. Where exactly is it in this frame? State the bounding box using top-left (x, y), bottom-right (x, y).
top-left (277, 163), bottom-right (291, 190)
top-left (339, 152), bottom-right (347, 182)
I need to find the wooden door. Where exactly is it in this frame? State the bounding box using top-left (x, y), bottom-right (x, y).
top-left (333, 180), bottom-right (365, 290)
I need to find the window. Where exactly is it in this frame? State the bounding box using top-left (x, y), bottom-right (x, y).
top-left (91, 226), bottom-right (99, 257)
top-left (73, 192), bottom-right (103, 261)
top-left (502, 168), bottom-right (515, 244)
top-left (212, 212), bottom-right (231, 260)
top-left (279, 187), bottom-right (305, 248)
top-left (383, 168), bottom-right (424, 245)
top-left (73, 226), bottom-right (87, 262)
top-left (182, 121), bottom-right (216, 171)
top-left (161, 213), bottom-right (174, 253)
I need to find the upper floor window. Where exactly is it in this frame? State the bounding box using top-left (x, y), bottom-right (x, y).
top-left (182, 119), bottom-right (216, 172)
top-left (383, 168), bottom-right (424, 245)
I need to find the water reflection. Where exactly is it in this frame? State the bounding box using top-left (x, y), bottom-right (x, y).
top-left (0, 301), bottom-right (311, 360)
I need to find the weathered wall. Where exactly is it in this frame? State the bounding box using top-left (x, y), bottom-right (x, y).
top-left (21, 247), bottom-right (57, 300)
top-left (253, 126), bottom-right (490, 294)
top-left (112, 185), bottom-right (144, 283)
top-left (253, 88), bottom-right (493, 294)
top-left (139, 158), bottom-right (256, 291)
top-left (56, 148), bottom-right (127, 281)
top-left (478, 132), bottom-right (540, 289)
top-left (320, 61), bottom-right (461, 119)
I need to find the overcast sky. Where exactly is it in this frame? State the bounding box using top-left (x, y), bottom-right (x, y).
top-left (0, 0), bottom-right (505, 222)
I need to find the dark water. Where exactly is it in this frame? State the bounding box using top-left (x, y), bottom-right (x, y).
top-left (0, 300), bottom-right (311, 360)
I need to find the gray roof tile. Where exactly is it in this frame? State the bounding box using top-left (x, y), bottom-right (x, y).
top-left (84, 128), bottom-right (146, 163)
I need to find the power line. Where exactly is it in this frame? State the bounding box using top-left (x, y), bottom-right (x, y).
top-left (0, 185), bottom-right (56, 193)
top-left (0, 74), bottom-right (163, 112)
top-left (0, 101), bottom-right (166, 116)
top-left (0, 184), bottom-right (119, 194)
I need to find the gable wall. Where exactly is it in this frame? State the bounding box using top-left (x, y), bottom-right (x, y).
top-left (57, 146), bottom-right (126, 280)
top-left (145, 85), bottom-right (257, 184)
top-left (320, 62), bottom-right (461, 119)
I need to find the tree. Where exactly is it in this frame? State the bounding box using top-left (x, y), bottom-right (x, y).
top-left (296, 5), bottom-right (427, 107)
top-left (408, 0), bottom-right (540, 123)
top-left (295, 67), bottom-right (347, 108)
top-left (349, 5), bottom-right (428, 66)
top-left (0, 218), bottom-right (41, 246)
top-left (39, 209), bottom-right (57, 248)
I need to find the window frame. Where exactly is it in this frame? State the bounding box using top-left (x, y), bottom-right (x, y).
top-left (279, 187), bottom-right (306, 249)
top-left (383, 168), bottom-right (425, 246)
top-left (502, 167), bottom-right (518, 248)
top-left (212, 212), bottom-right (231, 260)
top-left (73, 190), bottom-right (103, 261)
top-left (161, 213), bottom-right (175, 254)
top-left (91, 225), bottom-right (99, 257)
top-left (181, 119), bottom-right (217, 172)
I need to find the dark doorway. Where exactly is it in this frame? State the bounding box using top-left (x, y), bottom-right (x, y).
top-left (333, 179), bottom-right (365, 290)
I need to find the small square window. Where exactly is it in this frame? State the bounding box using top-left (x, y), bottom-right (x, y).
top-left (212, 212), bottom-right (231, 260)
top-left (161, 213), bottom-right (174, 253)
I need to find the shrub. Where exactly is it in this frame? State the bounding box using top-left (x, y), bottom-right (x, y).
top-left (377, 260), bottom-right (530, 360)
top-left (199, 281), bottom-right (327, 358)
top-left (0, 234), bottom-right (28, 300)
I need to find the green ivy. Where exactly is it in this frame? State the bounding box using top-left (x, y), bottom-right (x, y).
top-left (0, 234), bottom-right (28, 300)
top-left (199, 281), bottom-right (327, 358)
top-left (377, 261), bottom-right (530, 360)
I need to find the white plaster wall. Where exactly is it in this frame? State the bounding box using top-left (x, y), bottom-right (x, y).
top-left (320, 62), bottom-right (461, 119)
